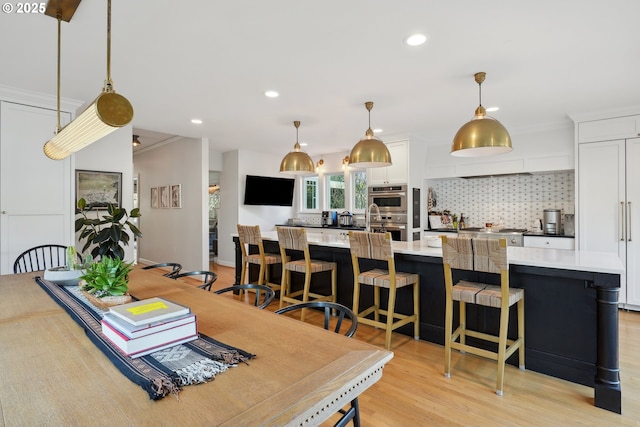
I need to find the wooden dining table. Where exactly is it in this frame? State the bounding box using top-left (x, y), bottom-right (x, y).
top-left (0, 268), bottom-right (393, 426)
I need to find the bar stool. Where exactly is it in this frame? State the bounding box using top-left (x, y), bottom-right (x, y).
top-left (441, 235), bottom-right (525, 396)
top-left (348, 231), bottom-right (420, 350)
top-left (276, 226), bottom-right (337, 321)
top-left (237, 224), bottom-right (282, 293)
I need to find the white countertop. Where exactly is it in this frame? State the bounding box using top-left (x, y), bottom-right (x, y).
top-left (254, 231), bottom-right (625, 276)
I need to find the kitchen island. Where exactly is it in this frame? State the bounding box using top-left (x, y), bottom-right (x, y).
top-left (233, 232), bottom-right (624, 413)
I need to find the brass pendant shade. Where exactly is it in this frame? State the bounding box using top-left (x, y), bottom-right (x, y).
top-left (280, 121), bottom-right (315, 174)
top-left (348, 102), bottom-right (391, 168)
top-left (43, 0), bottom-right (133, 160)
top-left (451, 72), bottom-right (512, 157)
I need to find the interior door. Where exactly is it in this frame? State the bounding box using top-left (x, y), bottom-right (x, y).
top-left (0, 101), bottom-right (72, 274)
top-left (626, 137), bottom-right (640, 306)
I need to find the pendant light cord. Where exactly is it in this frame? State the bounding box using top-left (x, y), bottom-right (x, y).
top-left (56, 15), bottom-right (61, 132)
top-left (105, 0), bottom-right (113, 91)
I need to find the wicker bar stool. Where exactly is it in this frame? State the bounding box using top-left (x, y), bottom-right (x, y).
top-left (348, 231), bottom-right (420, 350)
top-left (441, 235), bottom-right (525, 396)
top-left (276, 226), bottom-right (337, 321)
top-left (237, 224), bottom-right (282, 293)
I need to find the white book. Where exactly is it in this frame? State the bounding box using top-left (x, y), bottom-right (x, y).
top-left (101, 317), bottom-right (198, 358)
top-left (102, 312), bottom-right (196, 339)
top-left (108, 297), bottom-right (190, 326)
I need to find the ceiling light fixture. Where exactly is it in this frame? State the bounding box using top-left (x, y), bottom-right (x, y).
top-left (451, 72), bottom-right (512, 157)
top-left (316, 158), bottom-right (324, 172)
top-left (132, 134), bottom-right (141, 147)
top-left (265, 90), bottom-right (279, 98)
top-left (342, 156), bottom-right (350, 169)
top-left (279, 120), bottom-right (314, 174)
top-left (348, 101), bottom-right (392, 168)
top-left (405, 33), bottom-right (428, 46)
top-left (43, 0), bottom-right (133, 160)
top-left (191, 118), bottom-right (203, 124)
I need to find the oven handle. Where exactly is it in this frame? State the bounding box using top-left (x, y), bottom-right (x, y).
top-left (370, 192), bottom-right (406, 197)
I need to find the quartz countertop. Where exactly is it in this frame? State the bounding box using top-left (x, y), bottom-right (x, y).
top-left (254, 231), bottom-right (624, 275)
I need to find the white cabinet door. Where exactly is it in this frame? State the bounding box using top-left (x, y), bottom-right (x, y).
top-left (523, 236), bottom-right (575, 250)
top-left (578, 115), bottom-right (640, 143)
top-left (0, 102), bottom-right (72, 274)
top-left (367, 140), bottom-right (408, 185)
top-left (625, 138), bottom-right (640, 306)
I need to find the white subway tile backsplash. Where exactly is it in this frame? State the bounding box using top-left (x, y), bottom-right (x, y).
top-left (428, 171), bottom-right (575, 230)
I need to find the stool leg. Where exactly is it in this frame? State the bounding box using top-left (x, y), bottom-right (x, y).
top-left (240, 260), bottom-right (247, 286)
top-left (374, 287), bottom-right (380, 323)
top-left (384, 286), bottom-right (397, 350)
top-left (459, 301), bottom-right (467, 352)
top-left (300, 270), bottom-right (312, 322)
top-left (444, 291), bottom-right (453, 378)
top-left (331, 267), bottom-right (337, 303)
top-left (257, 262), bottom-right (266, 285)
top-left (413, 280), bottom-right (420, 340)
top-left (353, 280), bottom-right (361, 318)
top-left (279, 269), bottom-right (290, 309)
top-left (518, 296), bottom-right (525, 370)
top-left (496, 301), bottom-right (510, 396)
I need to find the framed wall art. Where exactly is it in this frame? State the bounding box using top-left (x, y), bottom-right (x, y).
top-left (76, 170), bottom-right (122, 210)
top-left (159, 185), bottom-right (170, 208)
top-left (171, 184), bottom-right (182, 208)
top-left (150, 187), bottom-right (159, 208)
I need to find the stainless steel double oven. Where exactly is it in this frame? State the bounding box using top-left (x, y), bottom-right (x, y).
top-left (367, 184), bottom-right (409, 241)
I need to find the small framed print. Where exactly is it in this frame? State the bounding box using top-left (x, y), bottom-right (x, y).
top-left (171, 184), bottom-right (182, 208)
top-left (75, 170), bottom-right (122, 211)
top-left (150, 187), bottom-right (159, 208)
top-left (159, 185), bottom-right (170, 208)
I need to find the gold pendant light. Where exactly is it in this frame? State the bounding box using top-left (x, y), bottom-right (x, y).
top-left (451, 72), bottom-right (512, 157)
top-left (279, 120), bottom-right (315, 174)
top-left (348, 101), bottom-right (391, 168)
top-left (43, 0), bottom-right (134, 160)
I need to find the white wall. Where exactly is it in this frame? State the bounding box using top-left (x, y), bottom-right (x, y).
top-left (133, 137), bottom-right (209, 271)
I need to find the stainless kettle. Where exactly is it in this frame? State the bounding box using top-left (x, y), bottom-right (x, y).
top-left (339, 211), bottom-right (353, 227)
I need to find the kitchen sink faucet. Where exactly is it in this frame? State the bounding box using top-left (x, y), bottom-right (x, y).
top-left (366, 203), bottom-right (382, 232)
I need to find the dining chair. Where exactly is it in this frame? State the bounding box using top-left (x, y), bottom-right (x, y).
top-left (441, 235), bottom-right (525, 396)
top-left (173, 271), bottom-right (217, 291)
top-left (237, 224), bottom-right (282, 292)
top-left (141, 262), bottom-right (182, 278)
top-left (214, 284), bottom-right (275, 309)
top-left (348, 231), bottom-right (420, 350)
top-left (276, 226), bottom-right (337, 322)
top-left (13, 244), bottom-right (83, 274)
top-left (275, 301), bottom-right (360, 426)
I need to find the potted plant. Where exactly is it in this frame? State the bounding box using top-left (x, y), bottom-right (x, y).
top-left (80, 256), bottom-right (133, 309)
top-left (75, 198), bottom-right (142, 260)
top-left (43, 246), bottom-right (90, 286)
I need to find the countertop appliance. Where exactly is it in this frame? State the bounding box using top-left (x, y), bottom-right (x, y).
top-left (339, 211), bottom-right (353, 227)
top-left (564, 214), bottom-right (575, 236)
top-left (321, 211), bottom-right (337, 227)
top-left (458, 227), bottom-right (526, 246)
top-left (368, 184), bottom-right (407, 213)
top-left (543, 209), bottom-right (562, 235)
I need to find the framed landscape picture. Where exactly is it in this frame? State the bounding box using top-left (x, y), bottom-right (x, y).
top-left (76, 170), bottom-right (122, 210)
top-left (150, 187), bottom-right (159, 208)
top-left (171, 184), bottom-right (182, 208)
top-left (159, 185), bottom-right (170, 208)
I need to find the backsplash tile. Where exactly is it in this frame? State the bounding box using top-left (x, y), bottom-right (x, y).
top-left (428, 171), bottom-right (575, 230)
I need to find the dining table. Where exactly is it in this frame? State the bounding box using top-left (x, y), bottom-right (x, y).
top-left (0, 268), bottom-right (393, 426)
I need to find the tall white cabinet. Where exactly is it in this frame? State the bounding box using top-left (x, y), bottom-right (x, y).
top-left (576, 113), bottom-right (640, 309)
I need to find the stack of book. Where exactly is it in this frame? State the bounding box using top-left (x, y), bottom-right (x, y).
top-left (101, 297), bottom-right (198, 358)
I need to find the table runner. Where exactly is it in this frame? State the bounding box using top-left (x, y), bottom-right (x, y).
top-left (35, 277), bottom-right (255, 400)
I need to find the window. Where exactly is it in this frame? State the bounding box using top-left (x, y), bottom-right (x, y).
top-left (303, 176), bottom-right (318, 210)
top-left (327, 173), bottom-right (345, 210)
top-left (352, 171), bottom-right (367, 211)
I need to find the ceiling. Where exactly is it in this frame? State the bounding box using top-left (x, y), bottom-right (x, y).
top-left (2, 1), bottom-right (640, 155)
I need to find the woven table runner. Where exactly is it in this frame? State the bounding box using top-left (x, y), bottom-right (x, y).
top-left (35, 277), bottom-right (255, 400)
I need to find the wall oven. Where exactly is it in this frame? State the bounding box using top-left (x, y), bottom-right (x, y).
top-left (370, 214), bottom-right (408, 241)
top-left (367, 184), bottom-right (407, 213)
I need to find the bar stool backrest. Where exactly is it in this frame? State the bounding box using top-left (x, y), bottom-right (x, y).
top-left (442, 235), bottom-right (508, 273)
top-left (276, 226), bottom-right (309, 251)
top-left (237, 224), bottom-right (262, 246)
top-left (348, 231), bottom-right (393, 262)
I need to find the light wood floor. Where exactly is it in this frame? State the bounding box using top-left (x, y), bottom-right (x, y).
top-left (209, 262), bottom-right (640, 426)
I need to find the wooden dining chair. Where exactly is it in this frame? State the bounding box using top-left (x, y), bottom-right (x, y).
top-left (173, 271), bottom-right (217, 291)
top-left (441, 235), bottom-right (525, 396)
top-left (13, 244), bottom-right (82, 273)
top-left (214, 284), bottom-right (275, 309)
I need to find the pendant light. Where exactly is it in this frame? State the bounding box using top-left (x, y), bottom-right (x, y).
top-left (279, 121), bottom-right (315, 174)
top-left (43, 0), bottom-right (134, 160)
top-left (348, 102), bottom-right (391, 168)
top-left (451, 72), bottom-right (512, 157)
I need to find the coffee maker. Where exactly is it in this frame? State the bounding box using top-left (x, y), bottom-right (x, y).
top-left (321, 211), bottom-right (336, 227)
top-left (543, 209), bottom-right (562, 235)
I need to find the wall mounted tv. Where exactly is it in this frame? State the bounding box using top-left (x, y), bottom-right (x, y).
top-left (243, 175), bottom-right (295, 206)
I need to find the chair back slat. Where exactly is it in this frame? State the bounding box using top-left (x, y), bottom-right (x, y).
top-left (473, 237), bottom-right (508, 273)
top-left (237, 224), bottom-right (263, 246)
top-left (276, 226), bottom-right (308, 251)
top-left (441, 235), bottom-right (474, 271)
top-left (13, 244), bottom-right (79, 274)
top-left (348, 231), bottom-right (393, 261)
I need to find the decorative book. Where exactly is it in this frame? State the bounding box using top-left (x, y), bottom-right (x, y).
top-left (108, 297), bottom-right (190, 326)
top-left (102, 312), bottom-right (196, 339)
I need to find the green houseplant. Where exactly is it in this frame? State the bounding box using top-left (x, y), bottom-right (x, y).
top-left (80, 256), bottom-right (133, 309)
top-left (75, 198), bottom-right (142, 260)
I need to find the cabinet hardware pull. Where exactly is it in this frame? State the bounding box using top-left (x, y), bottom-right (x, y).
top-left (629, 201), bottom-right (632, 242)
top-left (620, 201), bottom-right (625, 241)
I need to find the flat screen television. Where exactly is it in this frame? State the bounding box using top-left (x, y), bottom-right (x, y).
top-left (243, 175), bottom-right (295, 206)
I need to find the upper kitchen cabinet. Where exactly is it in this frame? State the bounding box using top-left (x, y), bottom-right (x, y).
top-left (367, 140), bottom-right (409, 185)
top-left (577, 114), bottom-right (640, 143)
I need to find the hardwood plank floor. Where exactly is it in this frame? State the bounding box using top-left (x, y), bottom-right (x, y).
top-left (209, 262), bottom-right (639, 426)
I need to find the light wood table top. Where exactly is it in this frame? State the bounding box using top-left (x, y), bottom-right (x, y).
top-left (0, 269), bottom-right (392, 426)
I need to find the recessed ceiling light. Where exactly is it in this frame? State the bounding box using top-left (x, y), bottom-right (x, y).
top-left (299, 142), bottom-right (308, 147)
top-left (373, 128), bottom-right (383, 133)
top-left (405, 33), bottom-right (428, 46)
top-left (486, 107), bottom-right (500, 112)
top-left (265, 91), bottom-right (279, 98)
top-left (191, 119), bottom-right (203, 124)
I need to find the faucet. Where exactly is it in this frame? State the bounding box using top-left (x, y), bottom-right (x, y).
top-left (366, 203), bottom-right (382, 232)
